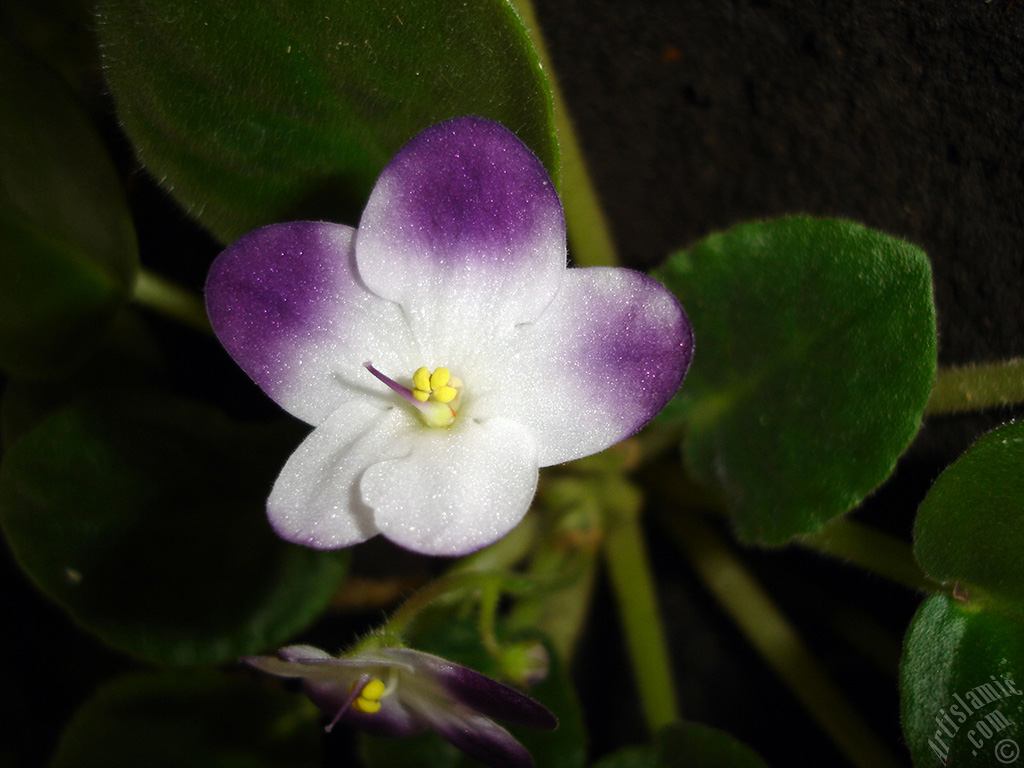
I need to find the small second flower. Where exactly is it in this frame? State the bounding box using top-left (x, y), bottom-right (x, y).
top-left (244, 645), bottom-right (557, 768)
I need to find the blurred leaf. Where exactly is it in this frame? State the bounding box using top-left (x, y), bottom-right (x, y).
top-left (0, 389), bottom-right (347, 665)
top-left (0, 37), bottom-right (138, 377)
top-left (360, 615), bottom-right (585, 768)
top-left (1, 307), bottom-right (164, 447)
top-left (592, 721), bottom-right (769, 768)
top-left (914, 420), bottom-right (1024, 608)
top-left (1, 0), bottom-right (100, 96)
top-left (655, 722), bottom-right (769, 768)
top-left (360, 729), bottom-right (464, 768)
top-left (901, 594), bottom-right (1024, 768)
top-left (657, 217), bottom-right (936, 545)
top-left (50, 671), bottom-right (319, 768)
top-left (591, 745), bottom-right (656, 768)
top-left (97, 0), bottom-right (557, 244)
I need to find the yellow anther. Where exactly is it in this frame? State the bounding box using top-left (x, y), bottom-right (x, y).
top-left (362, 678), bottom-right (386, 699)
top-left (413, 367), bottom-right (431, 391)
top-left (389, 365), bottom-right (463, 426)
top-left (429, 367), bottom-right (451, 389)
top-left (353, 697), bottom-right (381, 714)
top-left (434, 385), bottom-right (458, 403)
top-left (351, 678), bottom-right (386, 715)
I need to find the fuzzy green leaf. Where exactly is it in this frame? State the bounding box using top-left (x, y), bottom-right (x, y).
top-left (592, 721), bottom-right (769, 768)
top-left (914, 420), bottom-right (1024, 608)
top-left (0, 38), bottom-right (137, 377)
top-left (901, 594), bottom-right (1024, 768)
top-left (657, 217), bottom-right (936, 544)
top-left (0, 390), bottom-right (347, 665)
top-left (98, 0), bottom-right (557, 244)
top-left (50, 671), bottom-right (319, 768)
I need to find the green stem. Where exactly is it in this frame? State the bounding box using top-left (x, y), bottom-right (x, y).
top-left (651, 461), bottom-right (937, 593)
top-left (477, 578), bottom-right (504, 659)
top-left (926, 358), bottom-right (1024, 415)
top-left (510, 0), bottom-right (619, 267)
top-left (132, 269), bottom-right (211, 334)
top-left (663, 511), bottom-right (904, 768)
top-left (602, 479), bottom-right (680, 735)
top-left (798, 518), bottom-right (939, 593)
top-left (381, 564), bottom-right (542, 643)
top-left (384, 571), bottom-right (506, 639)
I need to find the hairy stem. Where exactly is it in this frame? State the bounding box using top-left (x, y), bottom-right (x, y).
top-left (477, 578), bottom-right (504, 659)
top-left (132, 269), bottom-right (211, 333)
top-left (799, 518), bottom-right (939, 593)
top-left (510, 0), bottom-right (619, 267)
top-left (384, 571), bottom-right (518, 639)
top-left (663, 511), bottom-right (904, 768)
top-left (602, 479), bottom-right (680, 735)
top-left (926, 358), bottom-right (1024, 415)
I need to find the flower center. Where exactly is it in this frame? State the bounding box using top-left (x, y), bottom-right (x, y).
top-left (412, 366), bottom-right (460, 404)
top-left (351, 678), bottom-right (386, 714)
top-left (363, 362), bottom-right (464, 428)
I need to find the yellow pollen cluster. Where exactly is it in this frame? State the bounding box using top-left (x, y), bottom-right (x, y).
top-left (412, 366), bottom-right (459, 404)
top-left (351, 678), bottom-right (386, 714)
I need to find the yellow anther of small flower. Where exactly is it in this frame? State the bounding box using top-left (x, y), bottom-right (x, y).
top-left (352, 678), bottom-right (386, 714)
top-left (412, 390), bottom-right (430, 402)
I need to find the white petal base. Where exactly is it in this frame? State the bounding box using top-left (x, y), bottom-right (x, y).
top-left (268, 400), bottom-right (415, 549)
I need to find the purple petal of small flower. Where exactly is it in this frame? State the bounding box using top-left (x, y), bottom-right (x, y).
top-left (363, 417), bottom-right (539, 556)
top-left (242, 646), bottom-right (381, 680)
top-left (355, 117), bottom-right (567, 341)
top-left (278, 645), bottom-right (334, 663)
top-left (244, 648), bottom-right (425, 736)
top-left (381, 649), bottom-right (557, 730)
top-left (241, 649), bottom-right (364, 687)
top-left (268, 402), bottom-right (417, 549)
top-left (205, 221), bottom-right (415, 426)
top-left (474, 267), bottom-right (693, 467)
top-left (241, 654), bottom-right (312, 679)
top-left (425, 708), bottom-right (536, 768)
top-left (339, 696), bottom-right (428, 739)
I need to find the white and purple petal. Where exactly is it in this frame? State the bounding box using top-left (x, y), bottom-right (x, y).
top-left (362, 417), bottom-right (540, 556)
top-left (381, 649), bottom-right (557, 730)
top-left (356, 117), bottom-right (566, 348)
top-left (205, 221), bottom-right (417, 426)
top-left (473, 267), bottom-right (693, 467)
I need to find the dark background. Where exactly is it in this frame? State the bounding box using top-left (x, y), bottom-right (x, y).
top-left (536, 0), bottom-right (1024, 369)
top-left (5, 0), bottom-right (1024, 765)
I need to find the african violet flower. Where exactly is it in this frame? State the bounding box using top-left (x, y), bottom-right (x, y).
top-left (244, 645), bottom-right (557, 768)
top-left (206, 117), bottom-right (692, 555)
